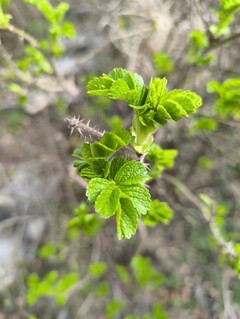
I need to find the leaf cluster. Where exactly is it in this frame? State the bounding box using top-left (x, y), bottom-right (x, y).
top-left (87, 68), bottom-right (202, 152)
top-left (207, 78), bottom-right (240, 118)
top-left (27, 271), bottom-right (78, 306)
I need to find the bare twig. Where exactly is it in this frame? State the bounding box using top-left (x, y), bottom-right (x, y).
top-left (7, 23), bottom-right (39, 48)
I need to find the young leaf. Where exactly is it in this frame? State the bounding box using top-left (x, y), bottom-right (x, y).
top-left (131, 255), bottom-right (164, 287)
top-left (95, 183), bottom-right (120, 218)
top-left (109, 156), bottom-right (128, 181)
top-left (116, 198), bottom-right (138, 239)
top-left (114, 160), bottom-right (149, 185)
top-left (88, 262), bottom-right (107, 278)
top-left (120, 185), bottom-right (151, 216)
top-left (86, 178), bottom-right (111, 204)
top-left (147, 144), bottom-right (178, 179)
top-left (91, 128), bottom-right (131, 158)
top-left (87, 68), bottom-right (146, 106)
top-left (143, 200), bottom-right (173, 226)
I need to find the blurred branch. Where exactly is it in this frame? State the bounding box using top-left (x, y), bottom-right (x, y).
top-left (6, 23), bottom-right (40, 48)
top-left (163, 173), bottom-right (237, 259)
top-left (0, 40), bottom-right (33, 84)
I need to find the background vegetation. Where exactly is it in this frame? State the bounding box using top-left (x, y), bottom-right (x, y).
top-left (0, 0), bottom-right (240, 318)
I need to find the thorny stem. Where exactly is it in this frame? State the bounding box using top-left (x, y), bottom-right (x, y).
top-left (65, 116), bottom-right (140, 159)
top-left (65, 116), bottom-right (104, 140)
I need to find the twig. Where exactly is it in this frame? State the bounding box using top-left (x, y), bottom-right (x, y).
top-left (7, 23), bottom-right (39, 48)
top-left (65, 116), bottom-right (104, 140)
top-left (162, 173), bottom-right (237, 258)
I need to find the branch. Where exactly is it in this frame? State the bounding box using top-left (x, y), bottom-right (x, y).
top-left (163, 173), bottom-right (237, 259)
top-left (7, 23), bottom-right (40, 48)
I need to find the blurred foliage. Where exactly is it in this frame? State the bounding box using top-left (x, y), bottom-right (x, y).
top-left (1, 0), bottom-right (240, 318)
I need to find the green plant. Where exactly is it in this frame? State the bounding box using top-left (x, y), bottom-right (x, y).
top-left (66, 67), bottom-right (202, 240)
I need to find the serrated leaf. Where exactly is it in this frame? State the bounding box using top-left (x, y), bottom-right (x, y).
top-left (86, 178), bottom-right (111, 204)
top-left (116, 198), bottom-right (138, 239)
top-left (91, 128), bottom-right (131, 158)
top-left (120, 185), bottom-right (151, 216)
top-left (147, 78), bottom-right (168, 104)
top-left (111, 127), bottom-right (132, 145)
top-left (95, 182), bottom-right (119, 218)
top-left (81, 143), bottom-right (93, 160)
top-left (91, 141), bottom-right (116, 158)
top-left (87, 75), bottom-right (114, 96)
top-left (114, 161), bottom-right (149, 185)
top-left (109, 157), bottom-right (128, 180)
top-left (87, 68), bottom-right (146, 106)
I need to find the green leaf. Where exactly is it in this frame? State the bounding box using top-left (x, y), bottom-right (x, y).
top-left (144, 78), bottom-right (168, 110)
top-left (207, 78), bottom-right (240, 118)
top-left (109, 156), bottom-right (128, 180)
top-left (131, 255), bottom-right (164, 287)
top-left (114, 160), bottom-right (149, 185)
top-left (147, 144), bottom-right (178, 179)
top-left (60, 21), bottom-right (75, 38)
top-left (86, 178), bottom-right (111, 204)
top-left (54, 2), bottom-right (69, 23)
top-left (105, 299), bottom-right (124, 319)
top-left (120, 185), bottom-right (151, 216)
top-left (162, 90), bottom-right (201, 117)
top-left (153, 52), bottom-right (173, 75)
top-left (220, 0), bottom-right (240, 10)
top-left (115, 265), bottom-right (130, 284)
top-left (191, 117), bottom-right (218, 133)
top-left (143, 200), bottom-right (173, 226)
top-left (88, 262), bottom-right (107, 278)
top-left (24, 0), bottom-right (54, 21)
top-left (91, 128), bottom-right (131, 158)
top-left (116, 198), bottom-right (138, 239)
top-left (87, 68), bottom-right (146, 106)
top-left (95, 182), bottom-right (120, 218)
top-left (0, 7), bottom-right (12, 28)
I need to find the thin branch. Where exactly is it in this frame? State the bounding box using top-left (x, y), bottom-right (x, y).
top-left (162, 173), bottom-right (237, 259)
top-left (6, 23), bottom-right (40, 48)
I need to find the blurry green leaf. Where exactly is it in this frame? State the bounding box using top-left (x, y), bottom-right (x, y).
top-left (68, 203), bottom-right (101, 237)
top-left (115, 265), bottom-right (130, 284)
top-left (88, 262), bottom-right (107, 278)
top-left (153, 52), bottom-right (174, 75)
top-left (207, 78), bottom-right (240, 118)
top-left (147, 144), bottom-right (178, 179)
top-left (60, 21), bottom-right (75, 37)
top-left (191, 117), bottom-right (218, 133)
top-left (105, 300), bottom-right (124, 319)
top-left (95, 281), bottom-right (110, 296)
top-left (131, 255), bottom-right (164, 287)
top-left (27, 271), bottom-right (78, 306)
top-left (198, 156), bottom-right (215, 169)
top-left (38, 243), bottom-right (56, 258)
top-left (143, 200), bottom-right (173, 226)
top-left (189, 30), bottom-right (208, 50)
top-left (0, 7), bottom-right (12, 28)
